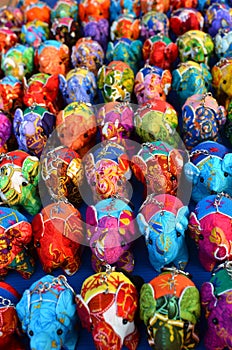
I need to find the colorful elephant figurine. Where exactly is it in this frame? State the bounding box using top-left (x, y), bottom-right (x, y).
top-left (0, 281), bottom-right (25, 349)
top-left (16, 274), bottom-right (79, 350)
top-left (13, 106), bottom-right (56, 157)
top-left (177, 30), bottom-right (214, 66)
top-left (0, 206), bottom-right (34, 279)
top-left (51, 0), bottom-right (78, 21)
top-left (201, 262), bottom-right (232, 350)
top-left (0, 150), bottom-right (41, 215)
top-left (76, 269), bottom-right (140, 350)
top-left (51, 17), bottom-right (82, 48)
top-left (71, 37), bottom-right (104, 76)
top-left (35, 40), bottom-right (70, 76)
top-left (110, 0), bottom-right (141, 22)
top-left (214, 28), bottom-right (232, 59)
top-left (169, 8), bottom-right (204, 37)
top-left (40, 145), bottom-right (84, 207)
top-left (79, 0), bottom-right (110, 23)
top-left (181, 93), bottom-right (227, 149)
top-left (86, 197), bottom-right (137, 272)
top-left (23, 73), bottom-right (60, 115)
top-left (20, 20), bottom-right (50, 48)
top-left (56, 102), bottom-right (97, 157)
top-left (83, 19), bottom-right (109, 52)
top-left (0, 27), bottom-right (18, 55)
top-left (140, 11), bottom-right (169, 40)
top-left (1, 44), bottom-right (34, 80)
top-left (188, 193), bottom-right (232, 271)
top-left (134, 100), bottom-right (179, 146)
top-left (131, 141), bottom-right (184, 198)
top-left (172, 60), bottom-right (212, 106)
top-left (137, 194), bottom-right (189, 271)
top-left (110, 14), bottom-right (140, 41)
top-left (0, 6), bottom-right (23, 32)
top-left (24, 1), bottom-right (51, 23)
top-left (134, 64), bottom-right (172, 104)
top-left (140, 0), bottom-right (170, 14)
top-left (97, 60), bottom-right (135, 102)
top-left (204, 2), bottom-right (232, 37)
top-left (59, 68), bottom-right (97, 105)
top-left (184, 141), bottom-right (232, 203)
top-left (140, 269), bottom-right (201, 349)
top-left (32, 201), bottom-right (84, 275)
top-left (142, 35), bottom-right (179, 71)
top-left (84, 140), bottom-right (132, 202)
top-left (0, 75), bottom-right (23, 115)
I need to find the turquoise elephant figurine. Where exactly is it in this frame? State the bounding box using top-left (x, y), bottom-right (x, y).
top-left (137, 194), bottom-right (189, 272)
top-left (184, 140), bottom-right (232, 203)
top-left (16, 275), bottom-right (79, 350)
top-left (140, 269), bottom-right (201, 350)
top-left (201, 263), bottom-right (232, 350)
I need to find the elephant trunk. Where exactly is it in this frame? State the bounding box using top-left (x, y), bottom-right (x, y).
top-left (30, 333), bottom-right (56, 350)
top-left (93, 321), bottom-right (122, 350)
top-left (155, 325), bottom-right (182, 350)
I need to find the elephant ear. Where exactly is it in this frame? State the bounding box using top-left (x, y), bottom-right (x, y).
top-left (179, 286), bottom-right (201, 324)
top-left (222, 153), bottom-right (232, 175)
top-left (136, 213), bottom-right (149, 241)
top-left (201, 282), bottom-right (217, 316)
top-left (16, 289), bottom-right (31, 332)
top-left (188, 211), bottom-right (202, 242)
top-left (175, 206), bottom-right (189, 235)
top-left (184, 162), bottom-right (200, 185)
top-left (7, 221), bottom-right (32, 245)
top-left (116, 282), bottom-right (138, 322)
top-left (76, 294), bottom-right (92, 331)
top-left (56, 289), bottom-right (77, 328)
top-left (140, 283), bottom-right (156, 326)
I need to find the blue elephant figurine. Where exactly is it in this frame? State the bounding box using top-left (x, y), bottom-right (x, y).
top-left (184, 140), bottom-right (232, 203)
top-left (16, 274), bottom-right (79, 350)
top-left (59, 67), bottom-right (97, 104)
top-left (137, 194), bottom-right (189, 272)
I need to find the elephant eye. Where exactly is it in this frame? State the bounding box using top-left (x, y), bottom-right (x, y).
top-left (224, 172), bottom-right (229, 177)
top-left (199, 234), bottom-right (204, 240)
top-left (29, 330), bottom-right (34, 336)
top-left (122, 319), bottom-right (128, 325)
top-left (121, 241), bottom-right (126, 247)
top-left (86, 89), bottom-right (91, 95)
top-left (170, 175), bottom-right (176, 181)
top-left (90, 324), bottom-right (94, 331)
top-left (223, 80), bottom-right (227, 84)
top-left (148, 238), bottom-right (153, 245)
top-left (212, 318), bottom-right (219, 325)
top-left (44, 95), bottom-right (47, 100)
top-left (117, 180), bottom-right (122, 186)
top-left (35, 241), bottom-right (41, 248)
top-left (176, 232), bottom-right (181, 237)
top-left (92, 242), bottom-right (96, 248)
top-left (57, 328), bottom-right (63, 335)
top-left (84, 132), bottom-right (88, 138)
top-left (199, 177), bottom-right (204, 183)
top-left (22, 181), bottom-right (28, 187)
top-left (184, 322), bottom-right (189, 330)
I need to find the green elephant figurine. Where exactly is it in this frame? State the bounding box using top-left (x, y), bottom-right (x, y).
top-left (140, 268), bottom-right (201, 350)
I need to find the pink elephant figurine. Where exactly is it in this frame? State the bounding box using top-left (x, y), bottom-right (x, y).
top-left (201, 262), bottom-right (232, 350)
top-left (188, 192), bottom-right (232, 271)
top-left (76, 269), bottom-right (140, 350)
top-left (86, 197), bottom-right (137, 272)
top-left (32, 201), bottom-right (84, 275)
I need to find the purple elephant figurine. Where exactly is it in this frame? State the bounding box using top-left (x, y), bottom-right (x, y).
top-left (188, 192), bottom-right (232, 271)
top-left (137, 194), bottom-right (189, 271)
top-left (201, 262), bottom-right (232, 349)
top-left (83, 19), bottom-right (109, 52)
top-left (86, 197), bottom-right (137, 272)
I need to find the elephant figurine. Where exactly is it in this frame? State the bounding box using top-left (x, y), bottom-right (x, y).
top-left (51, 0), bottom-right (78, 21)
top-left (76, 269), bottom-right (141, 350)
top-left (1, 44), bottom-right (34, 80)
top-left (32, 201), bottom-right (84, 275)
top-left (71, 37), bottom-right (104, 76)
top-left (142, 35), bottom-right (179, 70)
top-left (24, 1), bottom-right (51, 24)
top-left (0, 6), bottom-right (23, 32)
top-left (16, 274), bottom-right (79, 350)
top-left (0, 27), bottom-right (18, 55)
top-left (188, 192), bottom-right (232, 271)
top-left (59, 68), bottom-right (97, 105)
top-left (134, 100), bottom-right (179, 147)
top-left (201, 262), bottom-right (232, 350)
top-left (131, 141), bottom-right (184, 197)
top-left (110, 14), bottom-right (140, 41)
top-left (140, 0), bottom-right (170, 14)
top-left (169, 8), bottom-right (204, 37)
top-left (0, 150), bottom-right (41, 215)
top-left (184, 141), bottom-right (232, 203)
top-left (13, 106), bottom-right (56, 157)
top-left (181, 93), bottom-right (227, 149)
top-left (97, 60), bottom-right (135, 102)
top-left (0, 76), bottom-right (23, 115)
top-left (214, 27), bottom-right (232, 59)
top-left (84, 140), bottom-right (132, 202)
top-left (0, 206), bottom-right (34, 279)
top-left (56, 102), bottom-right (97, 157)
top-left (79, 0), bottom-right (110, 23)
top-left (172, 60), bottom-right (212, 106)
top-left (109, 0), bottom-right (141, 22)
top-left (40, 145), bottom-right (84, 207)
top-left (86, 197), bottom-right (136, 272)
top-left (137, 194), bottom-right (189, 272)
top-left (140, 268), bottom-right (201, 350)
top-left (23, 73), bottom-right (60, 115)
top-left (83, 19), bottom-right (109, 52)
top-left (51, 17), bottom-right (82, 48)
top-left (35, 40), bottom-right (70, 76)
top-left (0, 281), bottom-right (25, 349)
top-left (140, 11), bottom-right (169, 40)
top-left (204, 2), bottom-right (232, 37)
top-left (177, 30), bottom-right (214, 66)
top-left (20, 20), bottom-right (50, 48)
top-left (134, 64), bottom-right (172, 104)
